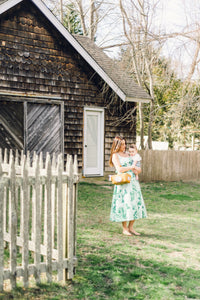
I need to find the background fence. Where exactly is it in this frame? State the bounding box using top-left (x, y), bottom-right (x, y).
top-left (0, 149), bottom-right (79, 291)
top-left (139, 150), bottom-right (200, 182)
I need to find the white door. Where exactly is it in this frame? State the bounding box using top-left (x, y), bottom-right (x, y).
top-left (83, 107), bottom-right (104, 176)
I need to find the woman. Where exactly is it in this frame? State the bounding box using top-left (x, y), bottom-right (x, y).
top-left (109, 136), bottom-right (147, 236)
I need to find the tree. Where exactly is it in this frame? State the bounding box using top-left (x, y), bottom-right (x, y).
top-left (43, 0), bottom-right (200, 149)
top-left (158, 0), bottom-right (200, 147)
top-left (118, 0), bottom-right (200, 149)
top-left (63, 3), bottom-right (83, 34)
top-left (118, 0), bottom-right (162, 149)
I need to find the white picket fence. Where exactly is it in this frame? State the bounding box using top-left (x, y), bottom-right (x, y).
top-left (0, 149), bottom-right (79, 291)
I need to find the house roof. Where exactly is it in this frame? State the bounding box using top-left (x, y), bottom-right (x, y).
top-left (0, 0), bottom-right (151, 103)
top-left (0, 0), bottom-right (8, 4)
top-left (73, 35), bottom-right (151, 103)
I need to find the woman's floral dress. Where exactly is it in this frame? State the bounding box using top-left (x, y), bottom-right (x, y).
top-left (110, 155), bottom-right (147, 222)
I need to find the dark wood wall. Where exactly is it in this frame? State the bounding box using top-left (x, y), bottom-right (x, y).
top-left (0, 1), bottom-right (136, 172)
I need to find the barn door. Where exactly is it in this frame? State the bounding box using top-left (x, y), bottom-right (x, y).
top-left (25, 102), bottom-right (63, 158)
top-left (0, 101), bottom-right (24, 151)
top-left (83, 107), bottom-right (104, 176)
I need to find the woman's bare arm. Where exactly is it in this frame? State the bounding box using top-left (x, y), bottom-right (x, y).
top-left (112, 153), bottom-right (135, 173)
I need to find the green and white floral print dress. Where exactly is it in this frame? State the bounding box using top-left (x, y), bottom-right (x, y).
top-left (110, 154), bottom-right (147, 222)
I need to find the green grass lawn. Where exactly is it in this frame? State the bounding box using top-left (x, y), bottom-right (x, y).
top-left (1, 181), bottom-right (200, 300)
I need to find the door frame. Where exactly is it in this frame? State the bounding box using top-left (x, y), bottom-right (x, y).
top-left (83, 107), bottom-right (104, 177)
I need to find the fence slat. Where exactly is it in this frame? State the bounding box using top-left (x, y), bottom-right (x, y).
top-left (0, 163), bottom-right (4, 291)
top-left (34, 155), bottom-right (41, 284)
top-left (46, 154), bottom-right (52, 283)
top-left (57, 154), bottom-right (63, 281)
top-left (22, 157), bottom-right (29, 288)
top-left (73, 155), bottom-right (78, 262)
top-left (10, 155), bottom-right (17, 289)
top-left (3, 183), bottom-right (7, 239)
top-left (66, 156), bottom-right (74, 280)
top-left (51, 153), bottom-right (56, 249)
top-left (198, 152), bottom-right (200, 179)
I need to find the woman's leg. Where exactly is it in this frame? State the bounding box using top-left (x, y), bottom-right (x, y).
top-left (128, 220), bottom-right (141, 235)
top-left (122, 221), bottom-right (132, 236)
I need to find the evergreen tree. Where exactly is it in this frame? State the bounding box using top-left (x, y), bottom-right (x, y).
top-left (63, 4), bottom-right (83, 35)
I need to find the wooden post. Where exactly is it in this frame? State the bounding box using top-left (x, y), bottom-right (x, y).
top-left (73, 155), bottom-right (78, 266)
top-left (62, 159), bottom-right (68, 281)
top-left (63, 155), bottom-right (74, 280)
top-left (46, 154), bottom-right (52, 283)
top-left (3, 159), bottom-right (7, 244)
top-left (57, 154), bottom-right (63, 281)
top-left (22, 157), bottom-right (29, 288)
top-left (31, 154), bottom-right (36, 242)
top-left (63, 157), bottom-right (68, 281)
top-left (0, 149), bottom-right (2, 163)
top-left (10, 155), bottom-right (17, 289)
top-left (0, 162), bottom-right (4, 291)
top-left (51, 153), bottom-right (56, 249)
top-left (67, 155), bottom-right (74, 279)
top-left (44, 154), bottom-right (48, 247)
top-left (3, 148), bottom-right (7, 164)
top-left (34, 154), bottom-right (41, 284)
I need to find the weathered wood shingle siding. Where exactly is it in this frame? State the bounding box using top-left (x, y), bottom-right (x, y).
top-left (0, 1), bottom-right (136, 172)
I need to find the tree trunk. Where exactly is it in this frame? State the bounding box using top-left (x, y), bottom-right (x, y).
top-left (139, 102), bottom-right (144, 149)
top-left (60, 0), bottom-right (63, 23)
top-left (89, 0), bottom-right (95, 40)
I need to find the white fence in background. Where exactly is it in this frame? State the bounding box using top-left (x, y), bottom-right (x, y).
top-left (0, 149), bottom-right (79, 291)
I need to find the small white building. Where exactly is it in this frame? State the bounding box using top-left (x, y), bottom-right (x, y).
top-left (136, 136), bottom-right (169, 150)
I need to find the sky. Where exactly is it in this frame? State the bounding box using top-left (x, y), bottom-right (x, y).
top-left (45, 0), bottom-right (200, 79)
top-left (95, 0), bottom-right (199, 79)
top-left (159, 0), bottom-right (200, 79)
top-left (96, 0), bottom-right (187, 56)
top-left (161, 0), bottom-right (185, 30)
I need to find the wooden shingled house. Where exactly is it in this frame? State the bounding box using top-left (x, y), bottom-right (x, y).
top-left (0, 0), bottom-right (151, 177)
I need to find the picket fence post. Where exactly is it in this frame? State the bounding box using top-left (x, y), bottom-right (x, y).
top-left (0, 148), bottom-right (79, 291)
top-left (57, 153), bottom-right (64, 281)
top-left (34, 154), bottom-right (41, 284)
top-left (22, 156), bottom-right (29, 288)
top-left (10, 155), bottom-right (17, 289)
top-left (0, 162), bottom-right (4, 291)
top-left (46, 153), bottom-right (52, 283)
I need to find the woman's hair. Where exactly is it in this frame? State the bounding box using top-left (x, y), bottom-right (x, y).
top-left (129, 144), bottom-right (137, 150)
top-left (109, 136), bottom-right (125, 167)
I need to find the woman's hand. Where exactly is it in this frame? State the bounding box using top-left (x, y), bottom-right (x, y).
top-left (133, 166), bottom-right (141, 175)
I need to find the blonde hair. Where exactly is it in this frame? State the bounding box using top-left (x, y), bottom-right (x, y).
top-left (109, 136), bottom-right (125, 167)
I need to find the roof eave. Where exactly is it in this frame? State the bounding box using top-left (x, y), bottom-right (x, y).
top-left (0, 0), bottom-right (22, 14)
top-left (125, 96), bottom-right (151, 103)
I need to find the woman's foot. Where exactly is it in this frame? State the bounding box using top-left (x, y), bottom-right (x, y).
top-left (123, 230), bottom-right (132, 236)
top-left (129, 230), bottom-right (141, 236)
